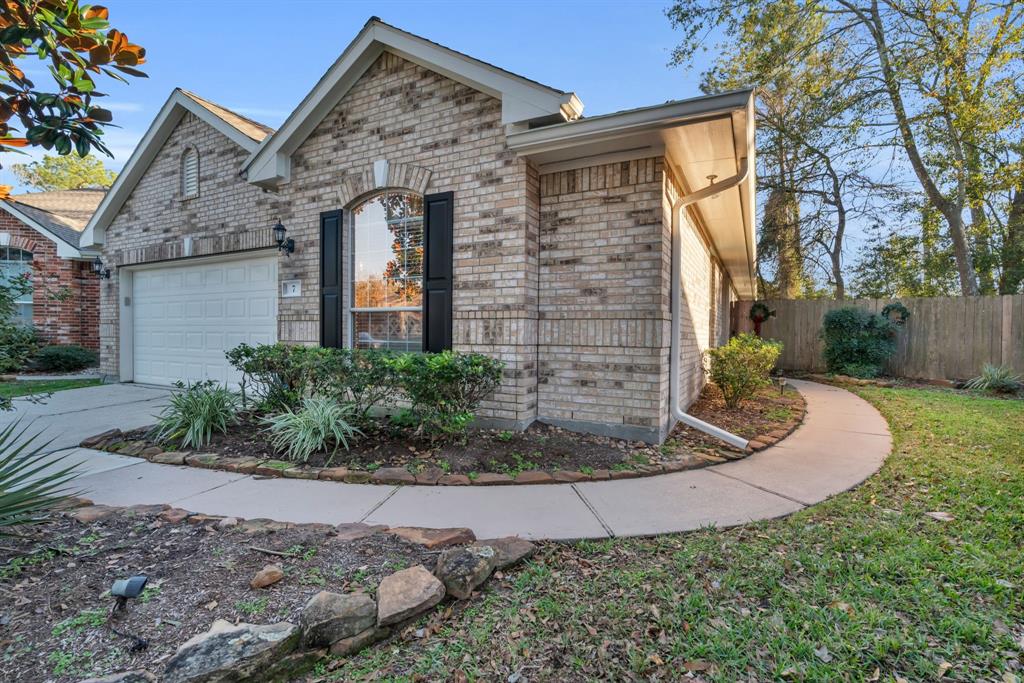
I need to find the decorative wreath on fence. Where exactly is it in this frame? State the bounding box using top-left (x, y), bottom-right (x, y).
top-left (881, 302), bottom-right (911, 325)
top-left (749, 302), bottom-right (777, 323)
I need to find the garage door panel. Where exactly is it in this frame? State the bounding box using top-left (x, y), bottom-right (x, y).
top-left (133, 256), bottom-right (277, 387)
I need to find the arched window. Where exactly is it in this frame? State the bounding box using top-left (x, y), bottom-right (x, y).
top-left (350, 190), bottom-right (423, 351)
top-left (181, 147), bottom-right (200, 199)
top-left (0, 247), bottom-right (33, 326)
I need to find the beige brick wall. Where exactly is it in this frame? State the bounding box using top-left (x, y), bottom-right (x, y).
top-left (537, 158), bottom-right (671, 441)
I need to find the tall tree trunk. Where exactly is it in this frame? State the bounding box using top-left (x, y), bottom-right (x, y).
top-left (969, 204), bottom-right (996, 293)
top-left (857, 0), bottom-right (980, 295)
top-left (1001, 188), bottom-right (1024, 294)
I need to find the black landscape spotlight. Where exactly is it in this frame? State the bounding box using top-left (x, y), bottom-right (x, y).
top-left (110, 574), bottom-right (148, 612)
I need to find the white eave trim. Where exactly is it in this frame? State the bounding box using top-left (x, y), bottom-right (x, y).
top-left (242, 19), bottom-right (582, 187)
top-left (80, 89), bottom-right (262, 248)
top-left (0, 201), bottom-right (91, 259)
top-left (507, 89), bottom-right (753, 156)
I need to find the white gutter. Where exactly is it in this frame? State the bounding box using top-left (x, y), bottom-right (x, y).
top-left (670, 158), bottom-right (751, 451)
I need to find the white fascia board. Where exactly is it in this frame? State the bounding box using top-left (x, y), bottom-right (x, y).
top-left (243, 20), bottom-right (579, 188)
top-left (0, 201), bottom-right (83, 258)
top-left (507, 89), bottom-right (754, 156)
top-left (81, 90), bottom-right (262, 247)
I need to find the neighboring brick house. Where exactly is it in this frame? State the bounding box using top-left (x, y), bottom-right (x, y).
top-left (82, 18), bottom-right (756, 444)
top-left (0, 189), bottom-right (103, 349)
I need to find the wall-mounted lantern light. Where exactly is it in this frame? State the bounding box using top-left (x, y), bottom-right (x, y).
top-left (92, 255), bottom-right (111, 279)
top-left (273, 220), bottom-right (295, 256)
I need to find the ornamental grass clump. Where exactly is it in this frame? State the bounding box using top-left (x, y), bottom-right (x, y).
top-left (820, 306), bottom-right (897, 378)
top-left (964, 364), bottom-right (1023, 395)
top-left (153, 380), bottom-right (239, 449)
top-left (261, 396), bottom-right (361, 465)
top-left (0, 423), bottom-right (80, 530)
top-left (705, 333), bottom-right (782, 408)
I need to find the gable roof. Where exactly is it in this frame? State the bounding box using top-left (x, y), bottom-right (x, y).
top-left (80, 89), bottom-right (274, 247)
top-left (242, 17), bottom-right (584, 187)
top-left (1, 188), bottom-right (106, 257)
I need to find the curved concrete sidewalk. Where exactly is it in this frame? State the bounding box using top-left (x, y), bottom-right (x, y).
top-left (51, 379), bottom-right (891, 540)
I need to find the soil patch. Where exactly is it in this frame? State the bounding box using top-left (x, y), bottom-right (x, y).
top-left (0, 512), bottom-right (435, 682)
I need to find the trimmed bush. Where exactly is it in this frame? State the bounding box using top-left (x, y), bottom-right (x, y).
top-left (386, 350), bottom-right (504, 441)
top-left (153, 380), bottom-right (239, 449)
top-left (964, 364), bottom-right (1022, 395)
top-left (32, 345), bottom-right (97, 372)
top-left (0, 326), bottom-right (40, 373)
top-left (820, 307), bottom-right (897, 378)
top-left (225, 343), bottom-right (396, 419)
top-left (262, 397), bottom-right (361, 464)
top-left (705, 333), bottom-right (782, 408)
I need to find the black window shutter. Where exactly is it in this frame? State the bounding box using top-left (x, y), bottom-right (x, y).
top-left (320, 209), bottom-right (343, 348)
top-left (423, 191), bottom-right (454, 352)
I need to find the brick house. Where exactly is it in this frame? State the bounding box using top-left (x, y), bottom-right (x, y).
top-left (0, 189), bottom-right (103, 349)
top-left (81, 18), bottom-right (756, 445)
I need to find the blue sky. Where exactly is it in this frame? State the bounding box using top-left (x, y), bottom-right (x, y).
top-left (1, 0), bottom-right (721, 192)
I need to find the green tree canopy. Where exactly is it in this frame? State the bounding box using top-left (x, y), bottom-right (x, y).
top-left (11, 153), bottom-right (116, 190)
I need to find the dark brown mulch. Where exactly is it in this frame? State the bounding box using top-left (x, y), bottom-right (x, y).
top-left (0, 513), bottom-right (436, 683)
top-left (662, 383), bottom-right (806, 454)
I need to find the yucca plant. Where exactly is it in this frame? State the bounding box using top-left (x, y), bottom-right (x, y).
top-left (964, 364), bottom-right (1023, 395)
top-left (0, 423), bottom-right (80, 530)
top-left (153, 380), bottom-right (240, 449)
top-left (262, 396), bottom-right (361, 465)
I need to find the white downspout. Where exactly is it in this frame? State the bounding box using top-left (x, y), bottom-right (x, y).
top-left (670, 158), bottom-right (751, 450)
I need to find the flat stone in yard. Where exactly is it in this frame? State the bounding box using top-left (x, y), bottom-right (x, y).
top-left (163, 619), bottom-right (299, 683)
top-left (123, 504), bottom-right (168, 517)
top-left (318, 467), bottom-right (349, 481)
top-left (342, 470), bottom-right (372, 484)
top-left (333, 522), bottom-right (389, 542)
top-left (72, 505), bottom-right (116, 523)
top-left (514, 470), bottom-right (554, 484)
top-left (609, 469), bottom-right (639, 480)
top-left (552, 470), bottom-right (587, 483)
top-left (80, 672), bottom-right (156, 683)
top-left (253, 460), bottom-right (291, 476)
top-left (220, 457), bottom-right (262, 474)
top-left (415, 466), bottom-right (445, 485)
top-left (437, 474), bottom-right (470, 485)
top-left (474, 472), bottom-right (513, 485)
top-left (471, 536), bottom-right (537, 569)
top-left (185, 453), bottom-right (222, 469)
top-left (186, 514), bottom-right (225, 526)
top-left (283, 467), bottom-right (319, 480)
top-left (389, 526), bottom-right (475, 549)
top-left (159, 508), bottom-right (191, 524)
top-left (117, 441), bottom-right (148, 457)
top-left (250, 564), bottom-right (284, 589)
top-left (79, 428), bottom-right (122, 449)
top-left (329, 625), bottom-right (390, 656)
top-left (376, 565), bottom-right (445, 626)
top-left (299, 591), bottom-right (376, 647)
top-left (372, 467), bottom-right (416, 485)
top-left (434, 545), bottom-right (497, 599)
top-left (150, 451), bottom-right (186, 465)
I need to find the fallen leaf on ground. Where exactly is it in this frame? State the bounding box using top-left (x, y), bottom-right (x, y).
top-left (925, 511), bottom-right (954, 522)
top-left (814, 645), bottom-right (833, 663)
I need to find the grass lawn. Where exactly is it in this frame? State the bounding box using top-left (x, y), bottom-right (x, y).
top-left (0, 378), bottom-right (102, 399)
top-left (323, 387), bottom-right (1023, 682)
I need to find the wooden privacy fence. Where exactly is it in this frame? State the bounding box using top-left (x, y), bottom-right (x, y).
top-left (732, 296), bottom-right (1024, 381)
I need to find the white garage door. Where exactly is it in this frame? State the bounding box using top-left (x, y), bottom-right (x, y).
top-left (132, 256), bottom-right (277, 386)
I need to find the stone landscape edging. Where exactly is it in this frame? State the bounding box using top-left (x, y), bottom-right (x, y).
top-left (60, 498), bottom-right (537, 683)
top-left (77, 390), bottom-right (806, 488)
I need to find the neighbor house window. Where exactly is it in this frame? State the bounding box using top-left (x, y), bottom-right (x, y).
top-left (0, 247), bottom-right (32, 326)
top-left (181, 147), bottom-right (199, 199)
top-left (350, 190), bottom-right (423, 351)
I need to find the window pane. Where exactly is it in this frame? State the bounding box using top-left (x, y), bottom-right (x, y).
top-left (0, 248), bottom-right (32, 326)
top-left (353, 310), bottom-right (422, 352)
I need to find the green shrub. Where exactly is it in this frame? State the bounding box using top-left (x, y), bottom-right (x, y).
top-left (153, 380), bottom-right (239, 449)
top-left (32, 345), bottom-right (97, 372)
top-left (0, 422), bottom-right (80, 529)
top-left (964, 364), bottom-right (1022, 394)
top-left (705, 333), bottom-right (782, 408)
top-left (225, 343), bottom-right (396, 418)
top-left (261, 396), bottom-right (361, 465)
top-left (0, 326), bottom-right (40, 373)
top-left (820, 307), bottom-right (897, 378)
top-left (386, 350), bottom-right (504, 441)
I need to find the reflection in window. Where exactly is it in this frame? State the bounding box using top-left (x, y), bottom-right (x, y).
top-left (0, 247), bottom-right (32, 326)
top-left (350, 191), bottom-right (423, 352)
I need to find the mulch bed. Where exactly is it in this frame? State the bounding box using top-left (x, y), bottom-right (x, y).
top-left (0, 509), bottom-right (436, 682)
top-left (104, 382), bottom-right (806, 484)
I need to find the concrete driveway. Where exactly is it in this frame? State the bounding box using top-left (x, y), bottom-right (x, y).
top-left (2, 382), bottom-right (170, 455)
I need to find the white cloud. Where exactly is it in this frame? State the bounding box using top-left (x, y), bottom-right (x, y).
top-left (102, 102), bottom-right (145, 113)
